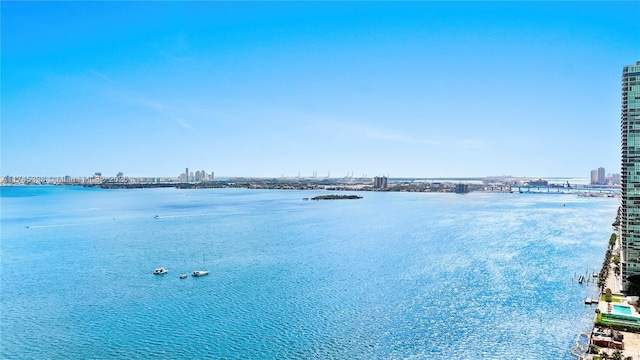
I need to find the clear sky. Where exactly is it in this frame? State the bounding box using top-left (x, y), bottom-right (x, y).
top-left (2, 2), bottom-right (639, 178)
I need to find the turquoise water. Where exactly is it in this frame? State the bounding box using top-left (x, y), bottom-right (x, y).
top-left (614, 305), bottom-right (632, 315)
top-left (1, 186), bottom-right (617, 359)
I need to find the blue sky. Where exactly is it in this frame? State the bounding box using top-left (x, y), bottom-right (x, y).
top-left (2, 2), bottom-right (639, 178)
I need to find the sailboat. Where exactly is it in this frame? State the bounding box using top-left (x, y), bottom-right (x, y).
top-left (192, 254), bottom-right (209, 277)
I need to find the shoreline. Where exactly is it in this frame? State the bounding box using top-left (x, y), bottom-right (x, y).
top-left (0, 182), bottom-right (621, 197)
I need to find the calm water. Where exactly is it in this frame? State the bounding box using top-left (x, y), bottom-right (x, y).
top-left (1, 186), bottom-right (618, 359)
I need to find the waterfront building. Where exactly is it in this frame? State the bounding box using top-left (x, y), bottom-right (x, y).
top-left (455, 183), bottom-right (470, 194)
top-left (591, 169), bottom-right (599, 185)
top-left (620, 61), bottom-right (640, 292)
top-left (598, 167), bottom-right (606, 185)
top-left (178, 167), bottom-right (215, 183)
top-left (373, 176), bottom-right (388, 189)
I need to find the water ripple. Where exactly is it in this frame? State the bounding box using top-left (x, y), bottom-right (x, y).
top-left (1, 189), bottom-right (617, 359)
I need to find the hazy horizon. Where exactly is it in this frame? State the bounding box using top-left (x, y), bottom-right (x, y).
top-left (1, 171), bottom-right (594, 181)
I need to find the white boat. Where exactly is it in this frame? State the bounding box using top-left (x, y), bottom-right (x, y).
top-left (153, 267), bottom-right (168, 275)
top-left (179, 274), bottom-right (188, 279)
top-left (191, 270), bottom-right (208, 277)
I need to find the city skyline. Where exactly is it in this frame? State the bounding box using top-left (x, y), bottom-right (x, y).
top-left (2, 2), bottom-right (639, 178)
top-left (0, 166), bottom-right (620, 180)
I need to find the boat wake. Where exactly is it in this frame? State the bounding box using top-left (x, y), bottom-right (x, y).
top-left (25, 223), bottom-right (91, 229)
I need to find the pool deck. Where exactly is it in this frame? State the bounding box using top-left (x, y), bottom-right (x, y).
top-left (597, 297), bottom-right (640, 317)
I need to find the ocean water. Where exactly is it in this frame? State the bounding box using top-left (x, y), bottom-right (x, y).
top-left (0, 186), bottom-right (618, 359)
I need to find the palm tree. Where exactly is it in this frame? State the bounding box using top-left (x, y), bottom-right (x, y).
top-left (610, 349), bottom-right (623, 360)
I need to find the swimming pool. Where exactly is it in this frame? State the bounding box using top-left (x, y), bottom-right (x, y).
top-left (613, 305), bottom-right (632, 315)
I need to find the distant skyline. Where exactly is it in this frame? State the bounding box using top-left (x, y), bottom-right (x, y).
top-left (2, 2), bottom-right (639, 178)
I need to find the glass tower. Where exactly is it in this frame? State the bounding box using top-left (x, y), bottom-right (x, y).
top-left (621, 61), bottom-right (640, 292)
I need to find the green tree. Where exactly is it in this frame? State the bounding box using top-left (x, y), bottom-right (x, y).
top-left (610, 349), bottom-right (623, 360)
top-left (610, 233), bottom-right (617, 247)
top-left (605, 288), bottom-right (613, 303)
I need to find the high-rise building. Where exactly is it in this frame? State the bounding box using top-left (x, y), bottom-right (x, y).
top-left (455, 183), bottom-right (470, 194)
top-left (598, 167), bottom-right (606, 185)
top-left (620, 61), bottom-right (640, 292)
top-left (591, 170), bottom-right (598, 185)
top-left (373, 176), bottom-right (388, 189)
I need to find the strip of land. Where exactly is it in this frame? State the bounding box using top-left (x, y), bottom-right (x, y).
top-left (309, 195), bottom-right (362, 200)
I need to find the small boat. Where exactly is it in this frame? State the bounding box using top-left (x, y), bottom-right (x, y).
top-left (179, 274), bottom-right (188, 279)
top-left (192, 270), bottom-right (209, 277)
top-left (153, 267), bottom-right (168, 275)
top-left (579, 275), bottom-right (585, 284)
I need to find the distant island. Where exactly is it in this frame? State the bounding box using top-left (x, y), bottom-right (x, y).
top-left (310, 195), bottom-right (363, 200)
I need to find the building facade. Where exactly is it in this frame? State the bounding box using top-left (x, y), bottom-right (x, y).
top-left (455, 183), bottom-right (470, 194)
top-left (598, 167), bottom-right (606, 185)
top-left (591, 170), bottom-right (599, 185)
top-left (621, 61), bottom-right (640, 291)
top-left (373, 176), bottom-right (388, 189)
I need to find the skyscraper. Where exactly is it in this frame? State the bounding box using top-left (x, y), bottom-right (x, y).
top-left (621, 61), bottom-right (640, 292)
top-left (591, 169), bottom-right (598, 185)
top-left (598, 167), bottom-right (606, 185)
top-left (373, 176), bottom-right (388, 189)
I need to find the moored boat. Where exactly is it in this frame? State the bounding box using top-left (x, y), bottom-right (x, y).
top-left (191, 270), bottom-right (209, 277)
top-left (153, 267), bottom-right (168, 275)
